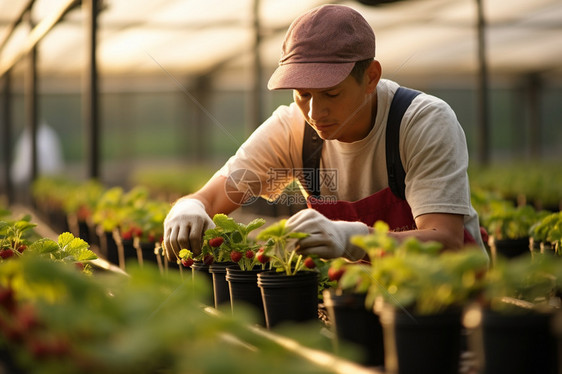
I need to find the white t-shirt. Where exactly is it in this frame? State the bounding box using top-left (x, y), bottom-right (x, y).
top-left (216, 79), bottom-right (485, 249)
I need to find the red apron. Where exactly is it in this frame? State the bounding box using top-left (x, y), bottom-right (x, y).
top-left (307, 187), bottom-right (478, 245)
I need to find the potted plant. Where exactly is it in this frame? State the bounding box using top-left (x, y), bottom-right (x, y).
top-left (63, 179), bottom-right (104, 246)
top-left (30, 176), bottom-right (72, 234)
top-left (471, 254), bottom-right (561, 374)
top-left (481, 200), bottom-right (545, 264)
top-left (91, 186), bottom-right (125, 266)
top-left (321, 221), bottom-right (395, 368)
top-left (254, 219), bottom-right (322, 329)
top-left (347, 222), bottom-right (489, 374)
top-left (529, 211), bottom-right (562, 256)
top-left (178, 214), bottom-right (265, 309)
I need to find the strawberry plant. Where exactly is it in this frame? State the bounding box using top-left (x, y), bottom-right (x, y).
top-left (530, 212), bottom-right (562, 255)
top-left (0, 214), bottom-right (40, 261)
top-left (198, 214), bottom-right (266, 269)
top-left (255, 219), bottom-right (311, 276)
top-left (481, 200), bottom-right (548, 241)
top-left (26, 232), bottom-right (98, 275)
top-left (334, 221), bottom-right (489, 315)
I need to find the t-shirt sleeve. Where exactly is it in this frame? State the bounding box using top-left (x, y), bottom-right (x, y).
top-left (214, 103), bottom-right (304, 201)
top-left (401, 96), bottom-right (472, 218)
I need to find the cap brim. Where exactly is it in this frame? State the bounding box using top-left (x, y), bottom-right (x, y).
top-left (267, 62), bottom-right (355, 90)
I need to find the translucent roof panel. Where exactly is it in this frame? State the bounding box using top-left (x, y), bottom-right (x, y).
top-left (0, 0), bottom-right (560, 81)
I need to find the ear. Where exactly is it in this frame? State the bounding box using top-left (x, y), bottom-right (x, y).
top-left (365, 60), bottom-right (382, 94)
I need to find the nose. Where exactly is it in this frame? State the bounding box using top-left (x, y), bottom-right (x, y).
top-left (308, 95), bottom-right (327, 123)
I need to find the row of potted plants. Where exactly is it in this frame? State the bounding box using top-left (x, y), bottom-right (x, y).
top-left (1, 209), bottom-right (351, 374)
top-left (177, 214), bottom-right (336, 329)
top-left (325, 221), bottom-right (562, 373)
top-left (31, 177), bottom-right (170, 271)
top-left (473, 188), bottom-right (561, 263)
top-left (469, 162), bottom-right (562, 212)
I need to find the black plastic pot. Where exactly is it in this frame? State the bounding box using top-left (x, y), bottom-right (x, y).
top-left (490, 237), bottom-right (530, 264)
top-left (98, 230), bottom-right (119, 265)
top-left (121, 239), bottom-right (138, 262)
top-left (226, 265), bottom-right (266, 325)
top-left (380, 306), bottom-right (463, 374)
top-left (482, 310), bottom-right (557, 374)
top-left (209, 262), bottom-right (236, 309)
top-left (191, 261), bottom-right (214, 306)
top-left (257, 270), bottom-right (318, 329)
top-left (323, 289), bottom-right (384, 368)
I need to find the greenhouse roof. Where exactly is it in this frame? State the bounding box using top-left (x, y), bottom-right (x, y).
top-left (0, 0), bottom-right (561, 84)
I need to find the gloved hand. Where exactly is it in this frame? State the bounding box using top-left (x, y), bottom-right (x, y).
top-left (285, 209), bottom-right (369, 261)
top-left (163, 198), bottom-right (215, 261)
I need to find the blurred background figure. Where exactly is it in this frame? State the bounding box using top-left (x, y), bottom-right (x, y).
top-left (11, 120), bottom-right (64, 185)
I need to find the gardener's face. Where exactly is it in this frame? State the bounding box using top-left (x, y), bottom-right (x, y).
top-left (293, 65), bottom-right (379, 143)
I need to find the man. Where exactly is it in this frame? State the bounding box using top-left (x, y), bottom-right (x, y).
top-left (163, 4), bottom-right (486, 263)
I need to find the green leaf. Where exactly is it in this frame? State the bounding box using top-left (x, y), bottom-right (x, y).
top-left (287, 232), bottom-right (308, 239)
top-left (212, 214), bottom-right (239, 231)
top-left (29, 238), bottom-right (59, 254)
top-left (71, 248), bottom-right (98, 262)
top-left (58, 232), bottom-right (76, 249)
top-left (245, 218), bottom-right (266, 234)
top-left (14, 220), bottom-right (37, 232)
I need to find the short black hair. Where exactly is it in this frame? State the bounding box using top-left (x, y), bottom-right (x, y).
top-left (350, 58), bottom-right (374, 84)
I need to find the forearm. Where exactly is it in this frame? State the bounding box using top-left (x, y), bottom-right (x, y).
top-left (384, 213), bottom-right (465, 250)
top-left (179, 175), bottom-right (241, 217)
top-left (386, 228), bottom-right (463, 250)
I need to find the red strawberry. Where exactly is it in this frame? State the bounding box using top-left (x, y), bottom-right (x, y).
top-left (181, 258), bottom-right (194, 268)
top-left (0, 249), bottom-right (14, 259)
top-left (77, 205), bottom-right (91, 221)
top-left (203, 254), bottom-right (214, 265)
top-left (16, 303), bottom-right (40, 331)
top-left (132, 227), bottom-right (143, 238)
top-left (328, 267), bottom-right (345, 281)
top-left (208, 237), bottom-right (224, 247)
top-left (245, 250), bottom-right (255, 259)
top-left (121, 229), bottom-right (133, 241)
top-left (0, 287), bottom-right (15, 312)
top-left (304, 257), bottom-right (316, 269)
top-left (256, 248), bottom-right (270, 264)
top-left (147, 233), bottom-right (155, 243)
top-left (230, 251), bottom-right (243, 263)
top-left (16, 244), bottom-right (26, 253)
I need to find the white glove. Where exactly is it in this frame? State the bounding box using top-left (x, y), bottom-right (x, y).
top-left (163, 198), bottom-right (215, 261)
top-left (285, 209), bottom-right (369, 261)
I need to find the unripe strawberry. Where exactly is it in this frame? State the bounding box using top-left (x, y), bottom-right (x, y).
top-left (256, 248), bottom-right (269, 264)
top-left (230, 251), bottom-right (243, 263)
top-left (208, 237), bottom-right (224, 247)
top-left (304, 257), bottom-right (316, 269)
top-left (181, 258), bottom-right (194, 268)
top-left (328, 267), bottom-right (345, 281)
top-left (245, 250), bottom-right (255, 259)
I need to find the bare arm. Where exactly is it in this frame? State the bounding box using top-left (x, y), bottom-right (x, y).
top-left (179, 174), bottom-right (242, 217)
top-left (387, 212), bottom-right (465, 250)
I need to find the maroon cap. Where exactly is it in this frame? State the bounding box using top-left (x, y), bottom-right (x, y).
top-left (267, 5), bottom-right (376, 90)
